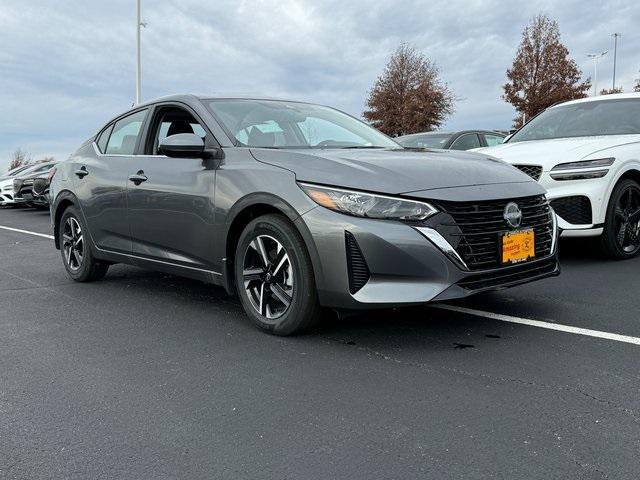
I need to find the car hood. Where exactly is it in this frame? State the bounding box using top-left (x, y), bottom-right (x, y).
top-left (474, 135), bottom-right (640, 171)
top-left (250, 148), bottom-right (536, 195)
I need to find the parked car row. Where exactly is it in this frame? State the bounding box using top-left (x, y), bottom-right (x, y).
top-left (0, 161), bottom-right (56, 208)
top-left (4, 92), bottom-right (639, 336)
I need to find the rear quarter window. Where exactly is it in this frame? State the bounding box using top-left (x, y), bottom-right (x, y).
top-left (96, 124), bottom-right (114, 153)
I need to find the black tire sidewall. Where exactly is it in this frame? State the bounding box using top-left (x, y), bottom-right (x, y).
top-left (234, 215), bottom-right (318, 335)
top-left (602, 179), bottom-right (640, 259)
top-left (59, 206), bottom-right (98, 281)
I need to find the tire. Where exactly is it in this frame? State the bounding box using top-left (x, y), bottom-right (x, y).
top-left (599, 179), bottom-right (640, 259)
top-left (234, 214), bottom-right (321, 335)
top-left (58, 205), bottom-right (109, 281)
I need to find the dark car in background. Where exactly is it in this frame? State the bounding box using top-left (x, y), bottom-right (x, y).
top-left (396, 130), bottom-right (506, 150)
top-left (32, 171), bottom-right (55, 207)
top-left (50, 94), bottom-right (559, 335)
top-left (13, 162), bottom-right (57, 207)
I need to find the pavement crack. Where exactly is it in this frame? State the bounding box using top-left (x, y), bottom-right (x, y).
top-left (321, 335), bottom-right (640, 423)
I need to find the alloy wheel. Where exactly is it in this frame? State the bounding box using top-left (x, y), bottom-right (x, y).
top-left (62, 217), bottom-right (84, 271)
top-left (614, 184), bottom-right (640, 253)
top-left (242, 235), bottom-right (294, 319)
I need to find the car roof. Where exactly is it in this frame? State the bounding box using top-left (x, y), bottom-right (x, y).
top-left (397, 130), bottom-right (504, 139)
top-left (15, 162), bottom-right (56, 175)
top-left (135, 93), bottom-right (308, 108)
top-left (552, 92), bottom-right (640, 109)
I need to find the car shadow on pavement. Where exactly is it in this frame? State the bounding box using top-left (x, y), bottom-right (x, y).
top-left (97, 264), bottom-right (518, 350)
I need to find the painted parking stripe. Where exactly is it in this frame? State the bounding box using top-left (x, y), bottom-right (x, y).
top-left (436, 304), bottom-right (640, 346)
top-left (0, 225), bottom-right (54, 240)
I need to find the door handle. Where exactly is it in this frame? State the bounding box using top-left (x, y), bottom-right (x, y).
top-left (74, 166), bottom-right (88, 178)
top-left (129, 170), bottom-right (148, 185)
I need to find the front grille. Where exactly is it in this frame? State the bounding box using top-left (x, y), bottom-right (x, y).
top-left (513, 165), bottom-right (543, 181)
top-left (434, 195), bottom-right (554, 270)
top-left (33, 178), bottom-right (48, 196)
top-left (457, 258), bottom-right (558, 291)
top-left (345, 231), bottom-right (370, 294)
top-left (550, 196), bottom-right (592, 225)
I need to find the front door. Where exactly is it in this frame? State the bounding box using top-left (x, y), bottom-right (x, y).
top-left (126, 104), bottom-right (218, 270)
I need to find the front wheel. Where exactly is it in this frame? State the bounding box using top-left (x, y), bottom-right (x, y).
top-left (600, 179), bottom-right (640, 259)
top-left (59, 206), bottom-right (110, 281)
top-left (234, 214), bottom-right (321, 335)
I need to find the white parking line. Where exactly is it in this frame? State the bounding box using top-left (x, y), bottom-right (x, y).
top-left (2, 223), bottom-right (640, 346)
top-left (0, 225), bottom-right (54, 240)
top-left (436, 304), bottom-right (640, 346)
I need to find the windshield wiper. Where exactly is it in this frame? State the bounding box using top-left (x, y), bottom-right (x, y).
top-left (339, 145), bottom-right (387, 149)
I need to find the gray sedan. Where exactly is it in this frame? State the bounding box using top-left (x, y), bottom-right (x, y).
top-left (50, 95), bottom-right (559, 335)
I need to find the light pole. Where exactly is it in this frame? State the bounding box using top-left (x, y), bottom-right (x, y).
top-left (587, 51), bottom-right (608, 96)
top-left (612, 33), bottom-right (621, 90)
top-left (135, 0), bottom-right (146, 105)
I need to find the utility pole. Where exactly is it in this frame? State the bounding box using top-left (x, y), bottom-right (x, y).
top-left (135, 0), bottom-right (143, 105)
top-left (587, 51), bottom-right (608, 96)
top-left (612, 33), bottom-right (621, 90)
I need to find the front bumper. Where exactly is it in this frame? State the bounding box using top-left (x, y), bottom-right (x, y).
top-left (299, 207), bottom-right (560, 310)
top-left (538, 172), bottom-right (608, 237)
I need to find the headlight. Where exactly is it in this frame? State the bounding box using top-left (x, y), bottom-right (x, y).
top-left (299, 183), bottom-right (437, 221)
top-left (550, 157), bottom-right (614, 181)
top-left (551, 157), bottom-right (615, 171)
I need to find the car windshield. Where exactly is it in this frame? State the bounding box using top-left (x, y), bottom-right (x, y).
top-left (510, 98), bottom-right (640, 142)
top-left (205, 99), bottom-right (400, 149)
top-left (396, 134), bottom-right (451, 148)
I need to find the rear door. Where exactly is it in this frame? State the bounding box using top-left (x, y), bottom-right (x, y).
top-left (126, 103), bottom-right (218, 270)
top-left (76, 108), bottom-right (148, 254)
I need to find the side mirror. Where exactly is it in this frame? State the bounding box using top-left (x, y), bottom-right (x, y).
top-left (159, 133), bottom-right (205, 158)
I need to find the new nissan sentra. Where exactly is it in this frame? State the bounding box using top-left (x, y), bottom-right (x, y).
top-left (50, 95), bottom-right (559, 335)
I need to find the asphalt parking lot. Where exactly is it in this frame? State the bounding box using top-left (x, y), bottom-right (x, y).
top-left (1, 206), bottom-right (639, 479)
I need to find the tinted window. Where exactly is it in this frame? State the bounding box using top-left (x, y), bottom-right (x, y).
top-left (450, 134), bottom-right (481, 150)
top-left (96, 124), bottom-right (113, 153)
top-left (483, 133), bottom-right (505, 146)
top-left (106, 109), bottom-right (148, 155)
top-left (510, 99), bottom-right (640, 142)
top-left (397, 134), bottom-right (451, 149)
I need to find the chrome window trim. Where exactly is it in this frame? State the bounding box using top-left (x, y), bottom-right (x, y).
top-left (92, 142), bottom-right (169, 158)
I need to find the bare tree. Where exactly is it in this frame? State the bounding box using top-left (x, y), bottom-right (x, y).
top-left (503, 14), bottom-right (590, 128)
top-left (634, 78), bottom-right (640, 93)
top-left (8, 148), bottom-right (31, 171)
top-left (363, 43), bottom-right (455, 136)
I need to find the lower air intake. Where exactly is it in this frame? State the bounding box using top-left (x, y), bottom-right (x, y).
top-left (345, 231), bottom-right (370, 294)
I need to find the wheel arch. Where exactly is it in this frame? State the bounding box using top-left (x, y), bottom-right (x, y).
top-left (52, 190), bottom-right (81, 250)
top-left (222, 193), bottom-right (323, 295)
top-left (600, 165), bottom-right (640, 222)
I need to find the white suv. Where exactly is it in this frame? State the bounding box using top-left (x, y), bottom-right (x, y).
top-left (475, 93), bottom-right (640, 259)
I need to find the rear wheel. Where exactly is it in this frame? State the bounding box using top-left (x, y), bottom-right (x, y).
top-left (234, 214), bottom-right (321, 335)
top-left (59, 206), bottom-right (109, 281)
top-left (600, 179), bottom-right (640, 259)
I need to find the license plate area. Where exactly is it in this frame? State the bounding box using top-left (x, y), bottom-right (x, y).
top-left (501, 229), bottom-right (535, 265)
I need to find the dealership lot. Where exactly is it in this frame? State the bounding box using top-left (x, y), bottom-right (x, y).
top-left (1, 206), bottom-right (640, 479)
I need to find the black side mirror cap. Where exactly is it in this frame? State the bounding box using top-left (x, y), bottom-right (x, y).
top-left (159, 133), bottom-right (205, 158)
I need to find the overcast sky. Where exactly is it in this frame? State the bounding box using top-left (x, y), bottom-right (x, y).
top-left (1, 0), bottom-right (639, 168)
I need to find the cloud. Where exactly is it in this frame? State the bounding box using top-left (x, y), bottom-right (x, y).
top-left (0, 0), bottom-right (639, 168)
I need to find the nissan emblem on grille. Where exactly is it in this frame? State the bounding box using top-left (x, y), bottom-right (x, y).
top-left (503, 202), bottom-right (522, 228)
